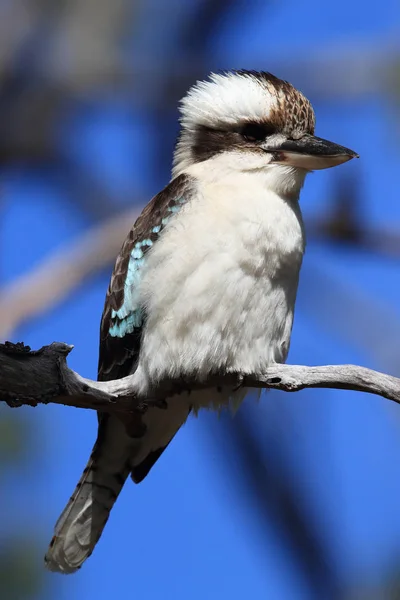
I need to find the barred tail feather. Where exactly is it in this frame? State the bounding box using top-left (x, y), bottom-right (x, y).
top-left (44, 416), bottom-right (132, 574)
top-left (45, 397), bottom-right (191, 573)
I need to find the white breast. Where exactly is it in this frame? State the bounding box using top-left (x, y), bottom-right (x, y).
top-left (132, 162), bottom-right (305, 404)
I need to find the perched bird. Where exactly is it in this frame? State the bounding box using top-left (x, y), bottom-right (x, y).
top-left (45, 70), bottom-right (358, 573)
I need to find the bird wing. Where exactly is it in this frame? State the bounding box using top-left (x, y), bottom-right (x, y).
top-left (98, 172), bottom-right (195, 383)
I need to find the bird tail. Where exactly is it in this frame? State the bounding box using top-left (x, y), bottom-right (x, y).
top-left (45, 396), bottom-right (191, 574)
top-left (44, 415), bottom-right (132, 574)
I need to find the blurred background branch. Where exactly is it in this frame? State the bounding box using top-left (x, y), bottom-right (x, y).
top-left (0, 207), bottom-right (138, 339)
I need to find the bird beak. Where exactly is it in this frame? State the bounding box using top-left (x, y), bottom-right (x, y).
top-left (270, 134), bottom-right (359, 170)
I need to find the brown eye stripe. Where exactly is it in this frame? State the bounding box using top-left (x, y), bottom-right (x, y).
top-left (240, 122), bottom-right (276, 141)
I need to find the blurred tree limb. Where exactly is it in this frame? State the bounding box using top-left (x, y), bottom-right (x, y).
top-left (218, 410), bottom-right (340, 600)
top-left (2, 341), bottom-right (400, 418)
top-left (0, 207), bottom-right (138, 339)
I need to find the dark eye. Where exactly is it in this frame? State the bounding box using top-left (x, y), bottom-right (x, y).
top-left (240, 122), bottom-right (274, 142)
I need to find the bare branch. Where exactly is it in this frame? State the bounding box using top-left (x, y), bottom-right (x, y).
top-left (1, 342), bottom-right (400, 418)
top-left (0, 341), bottom-right (136, 414)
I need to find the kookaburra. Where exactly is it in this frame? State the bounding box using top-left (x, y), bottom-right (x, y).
top-left (45, 70), bottom-right (358, 573)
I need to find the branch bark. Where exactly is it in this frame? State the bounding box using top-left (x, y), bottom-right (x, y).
top-left (2, 342), bottom-right (400, 417)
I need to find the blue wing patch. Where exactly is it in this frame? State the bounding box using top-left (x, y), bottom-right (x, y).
top-left (108, 196), bottom-right (187, 338)
top-left (98, 175), bottom-right (194, 382)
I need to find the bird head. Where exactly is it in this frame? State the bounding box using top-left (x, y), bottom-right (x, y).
top-left (173, 70), bottom-right (358, 196)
